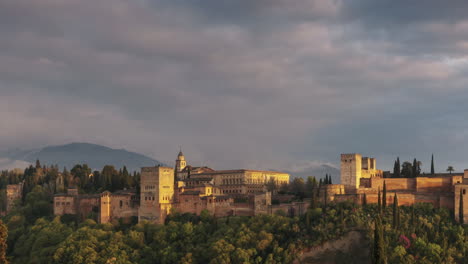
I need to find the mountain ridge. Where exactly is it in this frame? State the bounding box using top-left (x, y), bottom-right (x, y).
top-left (0, 142), bottom-right (165, 172)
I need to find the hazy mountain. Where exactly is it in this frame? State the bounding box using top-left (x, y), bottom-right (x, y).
top-left (0, 143), bottom-right (165, 172)
top-left (282, 161), bottom-right (341, 183)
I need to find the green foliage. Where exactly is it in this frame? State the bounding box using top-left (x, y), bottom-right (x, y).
top-left (0, 220), bottom-right (8, 264)
top-left (372, 216), bottom-right (386, 264)
top-left (382, 182), bottom-right (387, 210)
top-left (447, 166), bottom-right (455, 174)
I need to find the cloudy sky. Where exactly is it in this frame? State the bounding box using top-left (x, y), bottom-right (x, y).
top-left (1, 0), bottom-right (468, 175)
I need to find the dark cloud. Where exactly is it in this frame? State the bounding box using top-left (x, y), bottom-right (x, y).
top-left (0, 0), bottom-right (467, 176)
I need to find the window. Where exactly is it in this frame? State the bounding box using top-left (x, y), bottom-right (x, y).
top-left (464, 189), bottom-right (466, 195)
top-left (120, 200), bottom-right (123, 208)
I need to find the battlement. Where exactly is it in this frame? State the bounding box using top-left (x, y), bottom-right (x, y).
top-left (341, 153), bottom-right (382, 191)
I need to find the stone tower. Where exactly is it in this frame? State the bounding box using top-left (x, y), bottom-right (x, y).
top-left (175, 150), bottom-right (187, 180)
top-left (139, 166), bottom-right (175, 223)
top-left (340, 154), bottom-right (362, 191)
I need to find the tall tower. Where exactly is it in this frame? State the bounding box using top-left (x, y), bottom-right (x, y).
top-left (340, 154), bottom-right (362, 191)
top-left (139, 166), bottom-right (175, 223)
top-left (175, 150), bottom-right (187, 179)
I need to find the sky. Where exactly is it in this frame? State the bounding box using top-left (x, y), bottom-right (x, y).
top-left (1, 0), bottom-right (468, 175)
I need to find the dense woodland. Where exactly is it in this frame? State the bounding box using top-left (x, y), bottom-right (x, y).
top-left (0, 163), bottom-right (467, 263)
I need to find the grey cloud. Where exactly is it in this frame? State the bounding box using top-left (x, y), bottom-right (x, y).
top-left (1, 0), bottom-right (468, 175)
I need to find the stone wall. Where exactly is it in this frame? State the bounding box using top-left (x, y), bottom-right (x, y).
top-left (77, 195), bottom-right (100, 221)
top-left (109, 193), bottom-right (139, 222)
top-left (369, 178), bottom-right (416, 191)
top-left (54, 195), bottom-right (76, 215)
top-left (416, 176), bottom-right (461, 193)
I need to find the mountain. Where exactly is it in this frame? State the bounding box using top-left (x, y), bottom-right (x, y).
top-left (282, 161), bottom-right (341, 183)
top-left (0, 143), bottom-right (165, 172)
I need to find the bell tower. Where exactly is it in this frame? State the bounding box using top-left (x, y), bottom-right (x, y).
top-left (175, 149), bottom-right (187, 179)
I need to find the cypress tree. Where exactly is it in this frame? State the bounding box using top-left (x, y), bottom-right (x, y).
top-left (310, 188), bottom-right (318, 209)
top-left (340, 208), bottom-right (345, 230)
top-left (377, 188), bottom-right (382, 215)
top-left (372, 216), bottom-right (386, 264)
top-left (324, 187), bottom-right (328, 207)
top-left (412, 158), bottom-right (418, 178)
top-left (329, 176), bottom-right (332, 184)
top-left (431, 154), bottom-right (435, 175)
top-left (382, 181), bottom-right (387, 210)
top-left (393, 160), bottom-right (398, 178)
top-left (396, 157), bottom-right (401, 178)
top-left (392, 194), bottom-right (399, 229)
top-left (459, 189), bottom-right (464, 224)
top-left (362, 193), bottom-right (367, 206)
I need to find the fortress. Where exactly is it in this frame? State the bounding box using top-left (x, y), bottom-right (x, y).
top-left (326, 153), bottom-right (468, 223)
top-left (6, 151), bottom-right (464, 224)
top-left (52, 151), bottom-right (289, 224)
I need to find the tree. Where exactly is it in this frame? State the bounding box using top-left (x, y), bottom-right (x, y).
top-left (395, 158), bottom-right (401, 178)
top-left (382, 181), bottom-right (387, 210)
top-left (377, 188), bottom-right (382, 215)
top-left (362, 193), bottom-right (367, 206)
top-left (0, 220), bottom-right (8, 264)
top-left (459, 190), bottom-right (464, 224)
top-left (305, 176), bottom-right (317, 198)
top-left (372, 216), bottom-right (386, 264)
top-left (431, 154), bottom-right (435, 175)
top-left (412, 159), bottom-right (421, 178)
top-left (401, 162), bottom-right (413, 178)
top-left (392, 194), bottom-right (399, 229)
top-left (290, 178), bottom-right (305, 199)
top-left (447, 166), bottom-right (454, 174)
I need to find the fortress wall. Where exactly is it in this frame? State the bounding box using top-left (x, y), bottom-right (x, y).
top-left (109, 194), bottom-right (138, 220)
top-left (214, 199), bottom-right (234, 217)
top-left (370, 178), bottom-right (416, 191)
top-left (416, 177), bottom-right (454, 193)
top-left (439, 194), bottom-right (454, 210)
top-left (269, 202), bottom-right (308, 216)
top-left (77, 197), bottom-right (100, 221)
top-left (360, 178), bottom-right (371, 188)
top-left (332, 194), bottom-right (359, 204)
top-left (337, 191), bottom-right (451, 208)
top-left (54, 196), bottom-right (76, 215)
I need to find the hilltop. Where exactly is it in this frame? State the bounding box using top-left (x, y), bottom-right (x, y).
top-left (0, 142), bottom-right (165, 172)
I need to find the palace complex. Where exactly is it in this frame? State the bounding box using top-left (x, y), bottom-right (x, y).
top-left (51, 151), bottom-right (289, 224)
